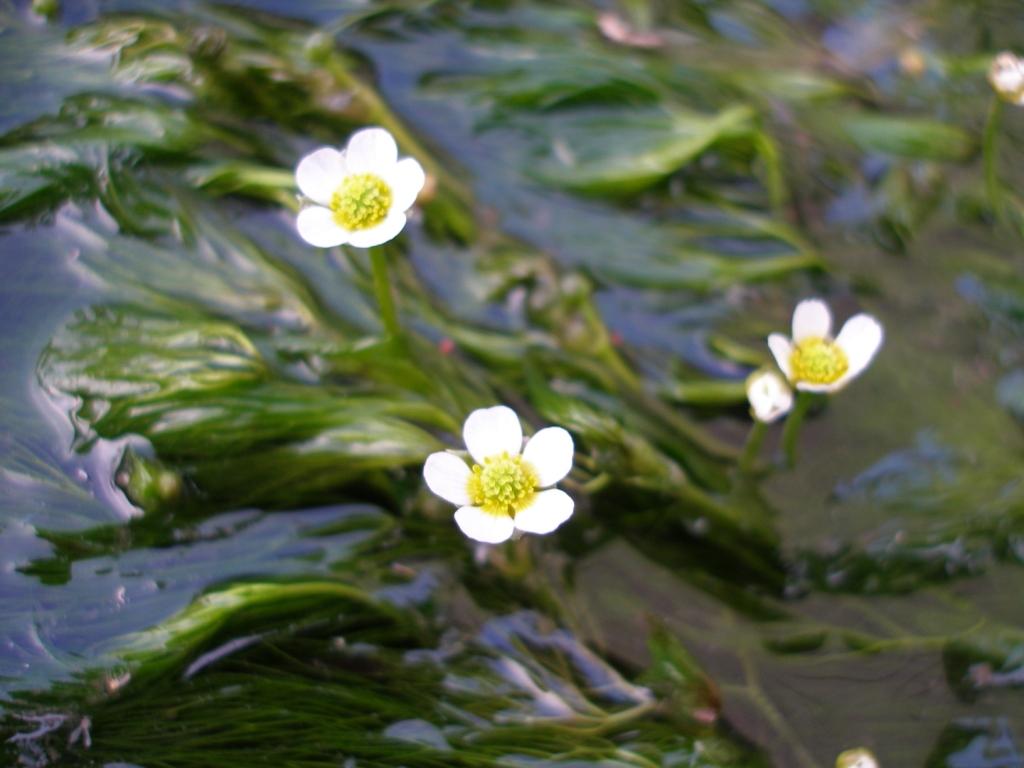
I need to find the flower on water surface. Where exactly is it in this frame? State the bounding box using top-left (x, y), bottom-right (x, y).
top-left (835, 748), bottom-right (879, 768)
top-left (989, 52), bottom-right (1024, 106)
top-left (768, 299), bottom-right (883, 394)
top-left (295, 127), bottom-right (426, 248)
top-left (423, 406), bottom-right (574, 544)
top-left (745, 369), bottom-right (793, 423)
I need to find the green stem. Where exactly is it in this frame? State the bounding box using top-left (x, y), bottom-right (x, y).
top-left (578, 472), bottom-right (611, 494)
top-left (369, 247), bottom-right (402, 340)
top-left (500, 534), bottom-right (535, 580)
top-left (578, 296), bottom-right (641, 391)
top-left (984, 96), bottom-right (1004, 217)
top-left (752, 132), bottom-right (786, 217)
top-left (780, 391), bottom-right (813, 468)
top-left (577, 701), bottom-right (658, 735)
top-left (738, 419), bottom-right (768, 475)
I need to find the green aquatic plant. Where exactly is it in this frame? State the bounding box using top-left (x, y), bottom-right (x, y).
top-left (4, 575), bottom-right (767, 768)
top-left (3, 1), bottom-right (1024, 767)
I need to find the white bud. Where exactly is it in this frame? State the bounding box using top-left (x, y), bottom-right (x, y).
top-left (746, 370), bottom-right (793, 424)
top-left (989, 52), bottom-right (1024, 105)
top-left (836, 748), bottom-right (879, 768)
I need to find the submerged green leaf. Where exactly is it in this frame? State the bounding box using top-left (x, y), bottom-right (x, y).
top-left (839, 113), bottom-right (975, 162)
top-left (37, 304), bottom-right (449, 507)
top-left (535, 105), bottom-right (757, 195)
top-left (39, 305), bottom-right (266, 412)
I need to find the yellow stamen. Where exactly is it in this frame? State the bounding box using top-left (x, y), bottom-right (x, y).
top-left (790, 336), bottom-right (848, 385)
top-left (466, 452), bottom-right (538, 517)
top-left (330, 173), bottom-right (392, 230)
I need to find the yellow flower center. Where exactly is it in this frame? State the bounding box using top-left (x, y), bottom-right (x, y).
top-left (330, 173), bottom-right (392, 230)
top-left (466, 452), bottom-right (538, 517)
top-left (790, 336), bottom-right (848, 385)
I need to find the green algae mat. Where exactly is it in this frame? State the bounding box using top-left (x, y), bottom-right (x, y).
top-left (2, 0), bottom-right (1024, 765)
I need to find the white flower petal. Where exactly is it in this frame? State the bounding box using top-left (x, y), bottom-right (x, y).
top-left (513, 489), bottom-right (574, 535)
top-left (296, 206), bottom-right (349, 248)
top-left (423, 452), bottom-right (471, 506)
top-left (767, 333), bottom-right (794, 381)
top-left (386, 157), bottom-right (426, 212)
top-left (795, 379), bottom-right (842, 394)
top-left (521, 427), bottom-right (573, 487)
top-left (345, 127), bottom-right (398, 174)
top-left (832, 313), bottom-right (884, 389)
top-left (454, 506), bottom-right (515, 543)
top-left (346, 212), bottom-right (407, 248)
top-left (463, 406), bottom-right (523, 464)
top-left (295, 147), bottom-right (345, 206)
top-left (792, 298), bottom-right (832, 341)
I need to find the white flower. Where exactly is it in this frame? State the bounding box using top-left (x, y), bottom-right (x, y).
top-left (768, 298), bottom-right (883, 394)
top-left (835, 748), bottom-right (879, 768)
top-left (295, 127), bottom-right (426, 248)
top-left (989, 52), bottom-right (1024, 106)
top-left (423, 406), bottom-right (575, 544)
top-left (746, 369), bottom-right (793, 423)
